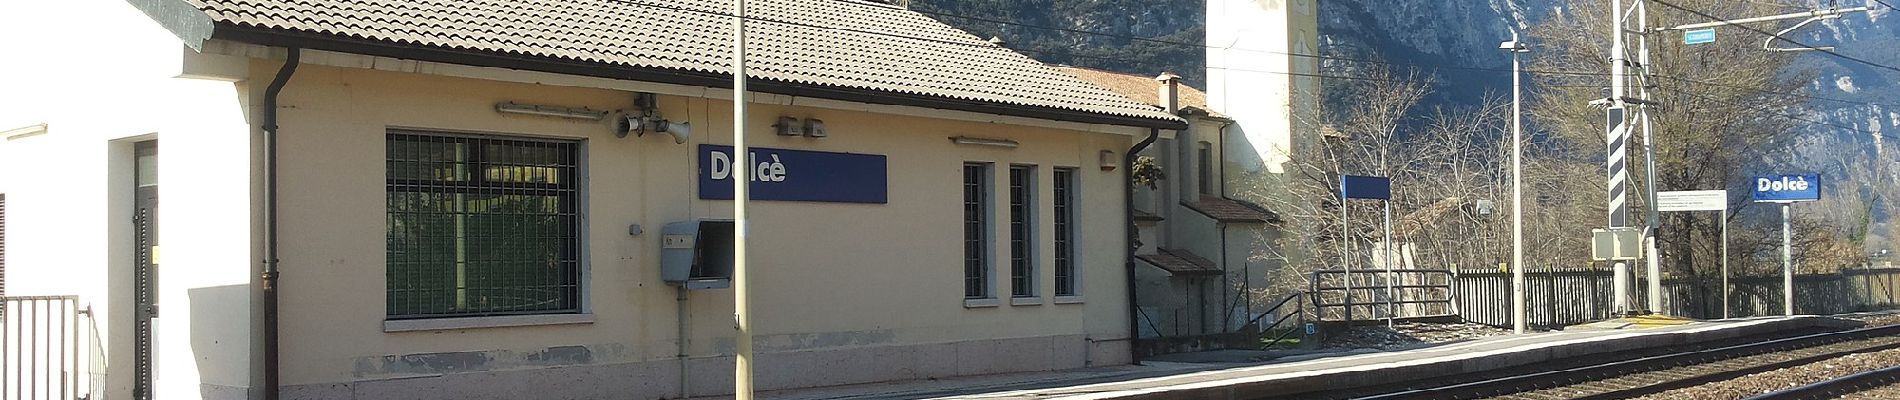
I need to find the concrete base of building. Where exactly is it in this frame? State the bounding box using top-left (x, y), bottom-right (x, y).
top-left (278, 333), bottom-right (1127, 400)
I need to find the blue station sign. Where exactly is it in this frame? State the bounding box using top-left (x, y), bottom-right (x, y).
top-left (1341, 175), bottom-right (1391, 200)
top-left (698, 145), bottom-right (888, 204)
top-left (1683, 28), bottom-right (1716, 45)
top-left (1751, 174), bottom-right (1820, 203)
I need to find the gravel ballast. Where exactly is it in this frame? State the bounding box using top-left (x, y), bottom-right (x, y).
top-left (1631, 346), bottom-right (1900, 400)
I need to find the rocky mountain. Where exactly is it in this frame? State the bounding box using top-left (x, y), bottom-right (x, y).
top-left (915, 0), bottom-right (1895, 131)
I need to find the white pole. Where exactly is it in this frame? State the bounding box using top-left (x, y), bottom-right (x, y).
top-left (1782, 203), bottom-right (1794, 316)
top-left (1638, 0), bottom-right (1664, 316)
top-left (1342, 190), bottom-right (1353, 325)
top-left (1384, 200), bottom-right (1395, 330)
top-left (1613, 262), bottom-right (1628, 314)
top-left (731, 0), bottom-right (755, 398)
top-left (1510, 32), bottom-right (1527, 335)
top-left (1721, 208), bottom-right (1730, 319)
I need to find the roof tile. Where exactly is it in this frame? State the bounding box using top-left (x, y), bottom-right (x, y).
top-left (191, 0), bottom-right (1178, 124)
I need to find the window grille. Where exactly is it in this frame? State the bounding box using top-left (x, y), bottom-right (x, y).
top-left (386, 132), bottom-right (581, 319)
top-left (1053, 169), bottom-right (1076, 296)
top-left (1009, 165), bottom-right (1035, 298)
top-left (964, 163), bottom-right (990, 299)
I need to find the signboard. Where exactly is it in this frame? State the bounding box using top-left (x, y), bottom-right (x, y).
top-left (1683, 28), bottom-right (1716, 45)
top-left (698, 145), bottom-right (888, 203)
top-left (1341, 175), bottom-right (1391, 200)
top-left (1751, 174), bottom-right (1820, 203)
top-left (1657, 190), bottom-right (1727, 212)
top-left (1592, 227), bottom-right (1642, 261)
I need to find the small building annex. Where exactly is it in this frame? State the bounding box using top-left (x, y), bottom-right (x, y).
top-left (0, 0), bottom-right (1190, 399)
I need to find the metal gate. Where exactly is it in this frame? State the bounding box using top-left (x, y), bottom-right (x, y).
top-left (2, 296), bottom-right (99, 400)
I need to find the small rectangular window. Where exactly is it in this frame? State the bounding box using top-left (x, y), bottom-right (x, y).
top-left (1198, 142), bottom-right (1214, 196)
top-left (1009, 165), bottom-right (1036, 298)
top-left (386, 132), bottom-right (582, 319)
top-left (1052, 169), bottom-right (1077, 297)
top-left (963, 163), bottom-right (991, 299)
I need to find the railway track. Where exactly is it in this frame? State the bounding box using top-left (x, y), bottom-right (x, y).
top-left (1740, 363), bottom-right (1900, 400)
top-left (1347, 324), bottom-right (1900, 400)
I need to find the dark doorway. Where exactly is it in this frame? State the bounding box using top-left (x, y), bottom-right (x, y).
top-left (132, 141), bottom-right (157, 400)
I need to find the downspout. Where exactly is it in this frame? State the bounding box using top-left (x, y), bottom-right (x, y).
top-left (1125, 127), bottom-right (1159, 365)
top-left (262, 47), bottom-right (300, 400)
top-left (1123, 72), bottom-right (1180, 363)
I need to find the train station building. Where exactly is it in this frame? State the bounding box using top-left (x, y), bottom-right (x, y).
top-left (0, 0), bottom-right (1319, 398)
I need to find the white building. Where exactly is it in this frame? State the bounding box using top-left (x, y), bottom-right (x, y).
top-left (0, 0), bottom-right (1317, 398)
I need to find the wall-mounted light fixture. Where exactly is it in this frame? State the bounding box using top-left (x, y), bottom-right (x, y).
top-left (613, 93), bottom-right (691, 143)
top-left (773, 116), bottom-right (829, 138)
top-left (496, 102), bottom-right (608, 121)
top-left (1099, 150), bottom-right (1117, 171)
top-left (949, 136), bottom-right (1018, 148)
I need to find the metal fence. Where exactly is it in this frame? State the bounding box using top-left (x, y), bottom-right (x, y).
top-left (2, 296), bottom-right (99, 400)
top-left (1310, 269), bottom-right (1456, 322)
top-left (1452, 266), bottom-right (1900, 327)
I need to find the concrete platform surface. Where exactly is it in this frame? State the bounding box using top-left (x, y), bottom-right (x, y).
top-left (689, 316), bottom-right (1857, 400)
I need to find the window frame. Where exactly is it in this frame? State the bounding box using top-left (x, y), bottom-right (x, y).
top-left (1198, 142), bottom-right (1215, 197)
top-left (1008, 164), bottom-right (1038, 301)
top-left (383, 130), bottom-right (588, 321)
top-left (962, 162), bottom-right (995, 304)
top-left (1052, 168), bottom-right (1079, 299)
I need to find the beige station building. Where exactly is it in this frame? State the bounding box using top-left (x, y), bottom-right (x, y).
top-left (0, 0), bottom-right (1320, 398)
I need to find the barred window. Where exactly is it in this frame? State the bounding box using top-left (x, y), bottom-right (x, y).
top-left (385, 132), bottom-right (581, 319)
top-left (964, 163), bottom-right (990, 299)
top-left (1053, 168), bottom-right (1076, 297)
top-left (1009, 165), bottom-right (1036, 298)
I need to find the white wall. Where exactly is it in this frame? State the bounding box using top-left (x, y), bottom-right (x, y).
top-left (0, 1), bottom-right (261, 398)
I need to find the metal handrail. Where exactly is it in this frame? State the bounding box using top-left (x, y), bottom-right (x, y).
top-left (1245, 292), bottom-right (1307, 349)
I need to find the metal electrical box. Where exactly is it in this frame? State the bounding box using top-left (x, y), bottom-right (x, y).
top-left (661, 220), bottom-right (734, 290)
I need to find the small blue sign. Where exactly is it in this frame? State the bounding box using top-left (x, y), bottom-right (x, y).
top-left (698, 145), bottom-right (888, 203)
top-left (1751, 174), bottom-right (1820, 203)
top-left (1684, 28), bottom-right (1716, 45)
top-left (1341, 175), bottom-right (1391, 200)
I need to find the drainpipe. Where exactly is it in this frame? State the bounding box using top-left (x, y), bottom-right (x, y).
top-left (262, 47), bottom-right (300, 400)
top-left (1126, 128), bottom-right (1158, 364)
top-left (1123, 72), bottom-right (1182, 363)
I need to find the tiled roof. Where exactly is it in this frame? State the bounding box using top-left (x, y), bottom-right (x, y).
top-left (1056, 66), bottom-right (1225, 119)
top-left (1137, 248), bottom-right (1221, 276)
top-left (1184, 197), bottom-right (1279, 224)
top-left (174, 0), bottom-right (1183, 127)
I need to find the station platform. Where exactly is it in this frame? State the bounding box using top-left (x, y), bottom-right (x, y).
top-left (697, 316), bottom-right (1861, 400)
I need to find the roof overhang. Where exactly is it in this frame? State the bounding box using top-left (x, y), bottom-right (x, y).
top-left (130, 0), bottom-right (1185, 131)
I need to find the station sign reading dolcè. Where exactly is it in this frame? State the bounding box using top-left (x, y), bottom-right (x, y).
top-left (698, 144), bottom-right (888, 204)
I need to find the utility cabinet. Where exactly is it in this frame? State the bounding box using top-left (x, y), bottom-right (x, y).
top-left (660, 220), bottom-right (734, 290)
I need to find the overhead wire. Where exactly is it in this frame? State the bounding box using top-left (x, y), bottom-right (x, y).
top-left (1647, 0), bottom-right (1900, 74)
top-left (599, 0), bottom-right (1889, 112)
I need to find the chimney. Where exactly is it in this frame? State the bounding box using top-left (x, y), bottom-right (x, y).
top-left (1155, 71), bottom-right (1182, 114)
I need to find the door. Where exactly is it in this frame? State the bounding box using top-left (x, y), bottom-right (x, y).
top-left (132, 141), bottom-right (157, 400)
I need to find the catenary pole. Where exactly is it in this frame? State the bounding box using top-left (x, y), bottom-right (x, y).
top-left (732, 0), bottom-right (755, 397)
top-left (1638, 0), bottom-right (1664, 315)
top-left (1607, 0), bottom-right (1633, 314)
top-left (1508, 31), bottom-right (1527, 335)
top-left (1722, 208), bottom-right (1730, 319)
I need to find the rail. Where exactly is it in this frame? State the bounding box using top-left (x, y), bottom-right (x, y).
top-left (1743, 363), bottom-right (1900, 400)
top-left (2, 295), bottom-right (99, 400)
top-left (1353, 323), bottom-right (1900, 400)
top-left (1243, 292), bottom-right (1306, 349)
